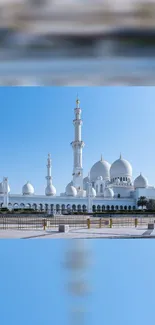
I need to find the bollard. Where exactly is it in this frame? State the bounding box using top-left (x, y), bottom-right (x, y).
top-left (135, 218), bottom-right (138, 228)
top-left (99, 218), bottom-right (102, 228)
top-left (43, 219), bottom-right (46, 230)
top-left (110, 218), bottom-right (113, 228)
top-left (87, 218), bottom-right (90, 229)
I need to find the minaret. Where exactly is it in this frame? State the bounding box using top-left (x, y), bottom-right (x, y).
top-left (87, 173), bottom-right (92, 213)
top-left (71, 97), bottom-right (85, 192)
top-left (3, 177), bottom-right (9, 208)
top-left (46, 153), bottom-right (52, 187)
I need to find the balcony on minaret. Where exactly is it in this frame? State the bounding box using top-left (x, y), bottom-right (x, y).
top-left (71, 141), bottom-right (85, 148)
top-left (73, 119), bottom-right (83, 126)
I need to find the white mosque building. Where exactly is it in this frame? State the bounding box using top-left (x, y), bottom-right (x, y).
top-left (0, 97), bottom-right (155, 214)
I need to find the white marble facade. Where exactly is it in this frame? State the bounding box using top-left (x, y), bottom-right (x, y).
top-left (0, 97), bottom-right (154, 213)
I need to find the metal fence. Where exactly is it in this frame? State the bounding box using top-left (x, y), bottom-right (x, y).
top-left (0, 216), bottom-right (154, 230)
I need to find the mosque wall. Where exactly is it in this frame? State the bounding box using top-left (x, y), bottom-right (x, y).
top-left (112, 186), bottom-right (134, 198)
top-left (135, 188), bottom-right (155, 201)
top-left (0, 195), bottom-right (136, 212)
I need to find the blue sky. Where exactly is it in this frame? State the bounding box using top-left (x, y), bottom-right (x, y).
top-left (0, 86), bottom-right (155, 194)
top-left (0, 239), bottom-right (155, 325)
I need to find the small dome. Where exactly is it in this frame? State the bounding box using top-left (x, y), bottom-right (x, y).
top-left (22, 182), bottom-right (34, 195)
top-left (83, 176), bottom-right (89, 191)
top-left (66, 182), bottom-right (77, 197)
top-left (77, 189), bottom-right (87, 197)
top-left (110, 155), bottom-right (132, 179)
top-left (104, 187), bottom-right (114, 198)
top-left (90, 158), bottom-right (111, 181)
top-left (0, 182), bottom-right (10, 194)
top-left (134, 173), bottom-right (148, 189)
top-left (45, 183), bottom-right (56, 196)
top-left (86, 187), bottom-right (96, 197)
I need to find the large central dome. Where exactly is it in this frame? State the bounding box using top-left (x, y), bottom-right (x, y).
top-left (90, 157), bottom-right (111, 181)
top-left (110, 155), bottom-right (132, 180)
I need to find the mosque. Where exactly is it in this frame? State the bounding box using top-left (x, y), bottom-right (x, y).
top-left (0, 98), bottom-right (155, 214)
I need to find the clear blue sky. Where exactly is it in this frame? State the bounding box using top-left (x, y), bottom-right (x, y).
top-left (0, 239), bottom-right (155, 325)
top-left (0, 86), bottom-right (155, 194)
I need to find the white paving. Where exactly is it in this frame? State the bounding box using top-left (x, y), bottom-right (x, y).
top-left (0, 226), bottom-right (153, 239)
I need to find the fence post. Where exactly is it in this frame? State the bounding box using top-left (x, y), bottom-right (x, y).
top-left (135, 218), bottom-right (138, 228)
top-left (99, 218), bottom-right (102, 228)
top-left (43, 219), bottom-right (46, 230)
top-left (110, 218), bottom-right (113, 228)
top-left (87, 218), bottom-right (90, 229)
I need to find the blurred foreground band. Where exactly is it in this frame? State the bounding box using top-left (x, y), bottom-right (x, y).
top-left (0, 0), bottom-right (155, 85)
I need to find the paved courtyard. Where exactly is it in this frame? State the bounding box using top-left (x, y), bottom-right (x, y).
top-left (0, 226), bottom-right (155, 239)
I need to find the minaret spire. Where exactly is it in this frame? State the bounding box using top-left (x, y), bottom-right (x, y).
top-left (46, 153), bottom-right (52, 186)
top-left (71, 96), bottom-right (85, 192)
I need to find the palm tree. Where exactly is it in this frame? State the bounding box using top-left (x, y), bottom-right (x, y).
top-left (146, 199), bottom-right (155, 210)
top-left (137, 196), bottom-right (147, 209)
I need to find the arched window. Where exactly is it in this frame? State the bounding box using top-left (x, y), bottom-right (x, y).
top-left (67, 204), bottom-right (71, 213)
top-left (32, 203), bottom-right (37, 210)
top-left (77, 205), bottom-right (81, 212)
top-left (62, 204), bottom-right (65, 213)
top-left (102, 205), bottom-right (105, 211)
top-left (83, 205), bottom-right (87, 212)
top-left (45, 204), bottom-right (48, 212)
top-left (96, 185), bottom-right (98, 193)
top-left (111, 205), bottom-right (114, 210)
top-left (115, 205), bottom-right (119, 210)
top-left (14, 203), bottom-right (19, 209)
top-left (124, 206), bottom-right (127, 210)
top-left (118, 194), bottom-right (121, 198)
top-left (25, 203), bottom-right (31, 209)
top-left (128, 206), bottom-right (131, 210)
top-left (123, 177), bottom-right (125, 181)
top-left (93, 205), bottom-right (96, 212)
top-left (72, 204), bottom-right (76, 212)
top-left (120, 177), bottom-right (122, 182)
top-left (100, 184), bottom-right (103, 193)
top-left (56, 204), bottom-right (60, 212)
top-left (107, 205), bottom-right (110, 211)
top-left (120, 205), bottom-right (123, 210)
top-left (20, 203), bottom-right (25, 209)
top-left (97, 205), bottom-right (101, 212)
top-left (39, 204), bottom-right (43, 211)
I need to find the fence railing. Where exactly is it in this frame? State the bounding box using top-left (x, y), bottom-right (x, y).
top-left (0, 216), bottom-right (154, 230)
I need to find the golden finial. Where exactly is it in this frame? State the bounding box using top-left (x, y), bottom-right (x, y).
top-left (101, 154), bottom-right (103, 161)
top-left (120, 153), bottom-right (122, 159)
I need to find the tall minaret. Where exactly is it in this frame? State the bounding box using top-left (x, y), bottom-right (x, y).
top-left (3, 177), bottom-right (9, 208)
top-left (46, 153), bottom-right (52, 187)
top-left (71, 96), bottom-right (85, 192)
top-left (87, 173), bottom-right (93, 213)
